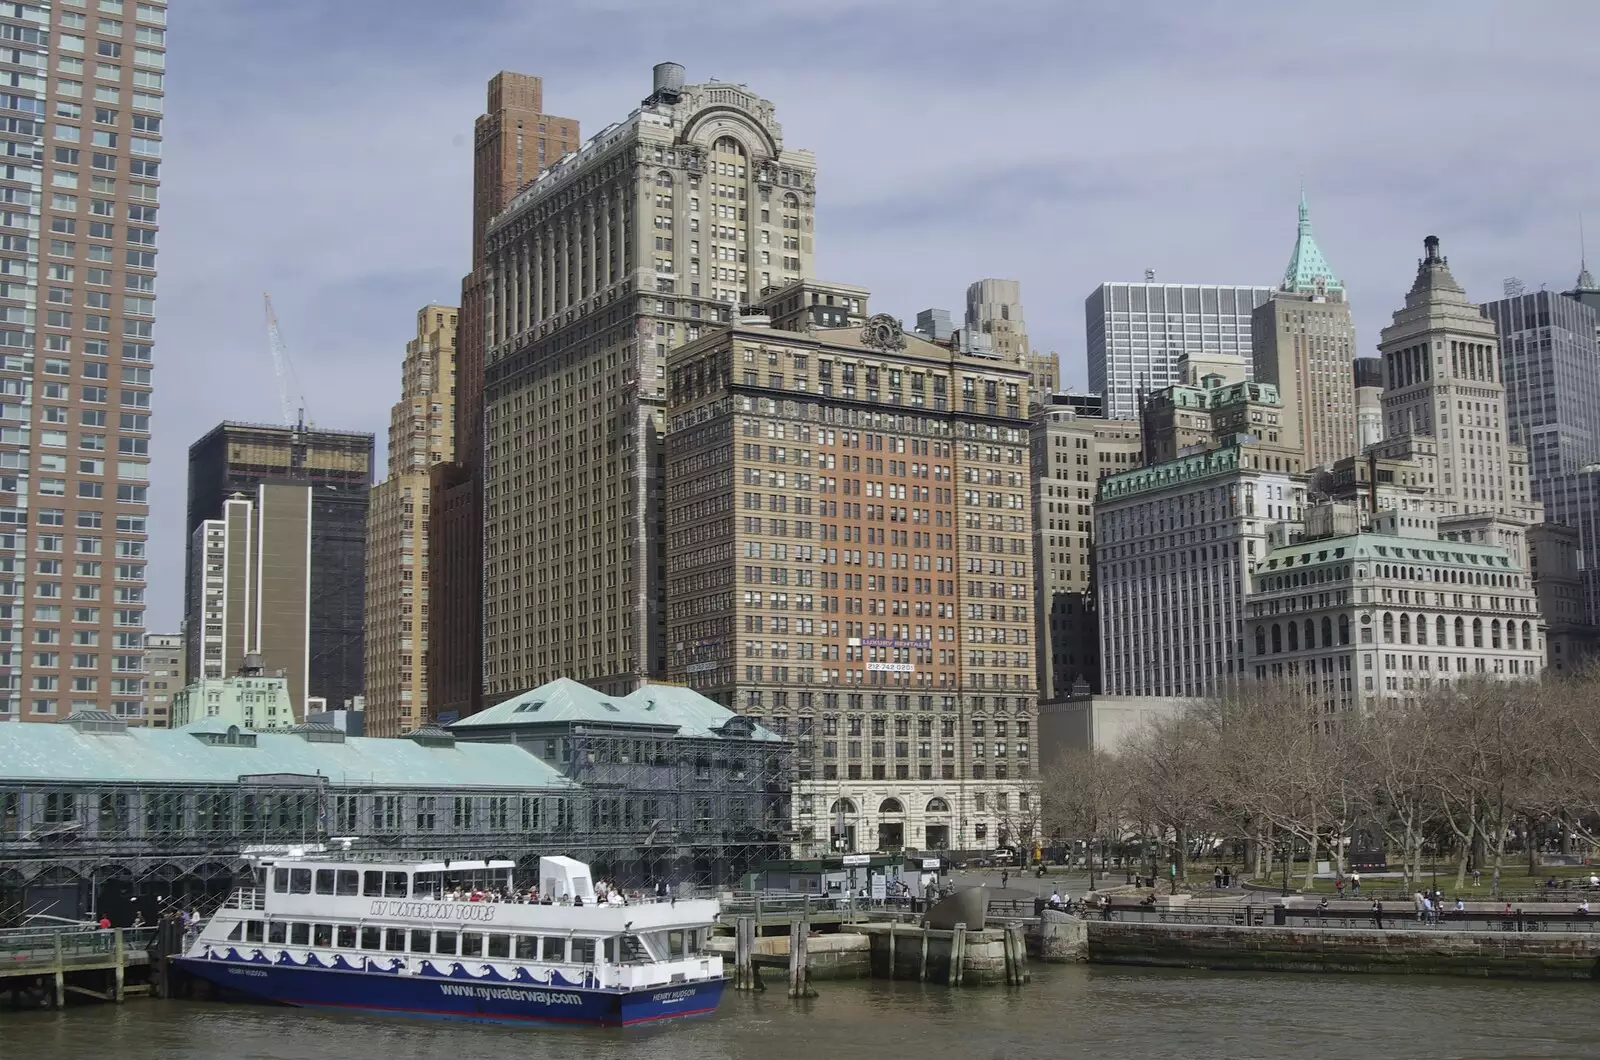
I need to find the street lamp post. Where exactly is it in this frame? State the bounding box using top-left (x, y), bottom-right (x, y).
top-left (1279, 836), bottom-right (1290, 898)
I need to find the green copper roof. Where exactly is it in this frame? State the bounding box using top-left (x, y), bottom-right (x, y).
top-left (1281, 190), bottom-right (1343, 294)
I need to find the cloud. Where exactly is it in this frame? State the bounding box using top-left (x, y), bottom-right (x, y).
top-left (146, 0), bottom-right (1600, 628)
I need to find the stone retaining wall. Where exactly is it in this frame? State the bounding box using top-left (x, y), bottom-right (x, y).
top-left (1085, 921), bottom-right (1600, 980)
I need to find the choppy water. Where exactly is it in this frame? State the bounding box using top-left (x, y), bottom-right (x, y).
top-left (5, 963), bottom-right (1595, 1060)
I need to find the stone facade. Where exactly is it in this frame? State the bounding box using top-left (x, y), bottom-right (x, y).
top-left (481, 65), bottom-right (817, 698)
top-left (1247, 506), bottom-right (1543, 719)
top-left (1096, 444), bottom-right (1305, 697)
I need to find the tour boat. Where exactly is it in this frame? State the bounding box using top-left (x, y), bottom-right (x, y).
top-left (176, 848), bottom-right (726, 1026)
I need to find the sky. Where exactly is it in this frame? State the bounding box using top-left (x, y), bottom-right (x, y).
top-left (145, 0), bottom-right (1600, 629)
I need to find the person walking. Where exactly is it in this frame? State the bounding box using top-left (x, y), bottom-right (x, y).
top-left (1000, 868), bottom-right (1009, 890)
top-left (1351, 871), bottom-right (1362, 897)
top-left (1335, 875), bottom-right (1345, 899)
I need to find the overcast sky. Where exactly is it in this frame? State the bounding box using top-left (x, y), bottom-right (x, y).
top-left (145, 0), bottom-right (1600, 629)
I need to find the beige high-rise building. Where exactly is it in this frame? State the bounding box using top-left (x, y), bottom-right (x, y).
top-left (1377, 235), bottom-right (1542, 567)
top-left (479, 63), bottom-right (816, 699)
top-left (187, 484), bottom-right (313, 723)
top-left (664, 313), bottom-right (1039, 857)
top-left (965, 278), bottom-right (1029, 366)
top-left (365, 304), bottom-right (458, 736)
top-left (1028, 351), bottom-right (1060, 402)
top-left (1251, 193), bottom-right (1358, 469)
top-left (1030, 403), bottom-right (1139, 699)
top-left (0, 2), bottom-right (168, 722)
top-left (140, 630), bottom-right (182, 728)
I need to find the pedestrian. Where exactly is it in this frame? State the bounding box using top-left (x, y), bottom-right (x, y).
top-left (1317, 897), bottom-right (1329, 923)
top-left (1335, 875), bottom-right (1345, 899)
top-left (1048, 890), bottom-right (1062, 909)
top-left (1351, 871), bottom-right (1361, 896)
top-left (96, 913), bottom-right (111, 930)
top-left (1001, 869), bottom-right (1009, 890)
top-left (1472, 867), bottom-right (1481, 887)
top-left (1371, 900), bottom-right (1384, 930)
top-left (1214, 866), bottom-right (1223, 890)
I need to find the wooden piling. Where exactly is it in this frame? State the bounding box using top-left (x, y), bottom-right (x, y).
top-left (888, 921), bottom-right (897, 980)
top-left (950, 922), bottom-right (967, 987)
top-left (1012, 924), bottom-right (1031, 983)
top-left (734, 915), bottom-right (754, 991)
top-left (918, 928), bottom-right (929, 981)
top-left (787, 918), bottom-right (815, 998)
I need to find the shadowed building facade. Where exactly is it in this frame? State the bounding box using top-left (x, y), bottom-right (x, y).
top-left (430, 72), bottom-right (579, 724)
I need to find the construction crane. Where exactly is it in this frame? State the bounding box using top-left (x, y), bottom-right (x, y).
top-left (263, 292), bottom-right (309, 427)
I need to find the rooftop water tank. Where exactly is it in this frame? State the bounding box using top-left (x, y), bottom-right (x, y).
top-left (653, 62), bottom-right (685, 101)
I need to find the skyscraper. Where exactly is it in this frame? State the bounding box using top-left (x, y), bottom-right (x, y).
top-left (1251, 193), bottom-right (1358, 468)
top-left (366, 304), bottom-right (458, 737)
top-left (478, 63), bottom-right (816, 700)
top-left (1377, 236), bottom-right (1542, 566)
top-left (430, 72), bottom-right (578, 724)
top-left (1484, 283), bottom-right (1600, 638)
top-left (965, 278), bottom-right (1029, 364)
top-left (185, 422), bottom-right (374, 712)
top-left (1086, 281), bottom-right (1274, 421)
top-left (664, 313), bottom-right (1038, 857)
top-left (0, 1), bottom-right (167, 722)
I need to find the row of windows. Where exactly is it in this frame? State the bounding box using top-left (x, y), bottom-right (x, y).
top-left (226, 919), bottom-right (647, 966)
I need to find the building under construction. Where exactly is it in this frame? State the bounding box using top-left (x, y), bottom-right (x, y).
top-left (0, 681), bottom-right (791, 925)
top-left (184, 421), bottom-right (375, 715)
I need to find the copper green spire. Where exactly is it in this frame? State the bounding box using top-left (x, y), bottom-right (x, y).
top-left (1280, 189), bottom-right (1343, 294)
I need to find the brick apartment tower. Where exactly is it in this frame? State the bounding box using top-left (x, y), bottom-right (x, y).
top-left (0, 3), bottom-right (168, 722)
top-left (429, 73), bottom-right (577, 723)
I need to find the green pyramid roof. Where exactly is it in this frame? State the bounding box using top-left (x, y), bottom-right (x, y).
top-left (1281, 190), bottom-right (1343, 294)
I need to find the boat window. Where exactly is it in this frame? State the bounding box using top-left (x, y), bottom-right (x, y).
top-left (413, 871), bottom-right (441, 899)
top-left (268, 922), bottom-right (287, 945)
top-left (602, 938), bottom-right (615, 963)
top-left (461, 932), bottom-right (483, 957)
top-left (618, 934), bottom-right (647, 963)
top-left (290, 923), bottom-right (310, 946)
top-left (410, 930), bottom-right (432, 954)
top-left (289, 869), bottom-right (312, 894)
top-left (572, 938), bottom-right (595, 965)
top-left (315, 870), bottom-right (335, 895)
top-left (245, 921), bottom-right (264, 943)
top-left (314, 924), bottom-right (333, 948)
top-left (540, 937), bottom-right (565, 962)
top-left (363, 871), bottom-right (384, 897)
top-left (384, 872), bottom-right (408, 898)
top-left (272, 868), bottom-right (289, 893)
top-left (487, 933), bottom-right (511, 959)
top-left (336, 925), bottom-right (357, 948)
top-left (668, 930), bottom-right (685, 958)
top-left (226, 921), bottom-right (243, 941)
top-left (435, 931), bottom-right (457, 956)
top-left (336, 870), bottom-right (359, 897)
top-left (384, 928), bottom-right (406, 952)
top-left (515, 935), bottom-right (537, 960)
top-left (360, 926), bottom-right (381, 950)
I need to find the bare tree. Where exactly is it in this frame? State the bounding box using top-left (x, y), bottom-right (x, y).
top-left (1121, 711), bottom-right (1218, 887)
top-left (1040, 748), bottom-right (1127, 889)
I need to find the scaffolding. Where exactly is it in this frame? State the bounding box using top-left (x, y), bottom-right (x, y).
top-left (0, 735), bottom-right (792, 925)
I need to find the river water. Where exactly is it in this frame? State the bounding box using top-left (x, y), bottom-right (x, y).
top-left (5, 964), bottom-right (1593, 1060)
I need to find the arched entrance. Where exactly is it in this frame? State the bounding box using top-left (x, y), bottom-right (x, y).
top-left (876, 798), bottom-right (906, 852)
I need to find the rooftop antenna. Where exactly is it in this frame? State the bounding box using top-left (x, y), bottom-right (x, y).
top-left (1144, 268), bottom-right (1156, 283)
top-left (263, 292), bottom-right (310, 428)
